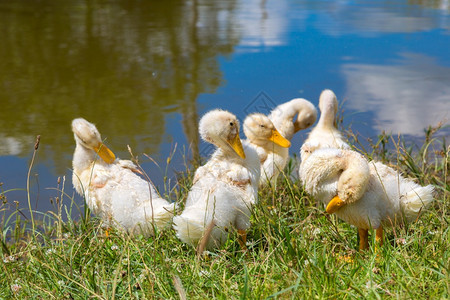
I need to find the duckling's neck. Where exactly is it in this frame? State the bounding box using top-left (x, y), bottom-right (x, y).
top-left (212, 147), bottom-right (242, 164)
top-left (248, 138), bottom-right (268, 150)
top-left (72, 144), bottom-right (100, 173)
top-left (256, 140), bottom-right (285, 157)
top-left (276, 122), bottom-right (294, 141)
top-left (317, 105), bottom-right (336, 129)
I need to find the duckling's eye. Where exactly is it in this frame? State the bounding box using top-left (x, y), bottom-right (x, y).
top-left (259, 124), bottom-right (265, 128)
top-left (229, 122), bottom-right (234, 126)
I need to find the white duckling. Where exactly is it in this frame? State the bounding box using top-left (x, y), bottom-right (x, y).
top-left (248, 98), bottom-right (317, 185)
top-left (243, 113), bottom-right (291, 185)
top-left (299, 148), bottom-right (434, 250)
top-left (173, 109), bottom-right (260, 251)
top-left (71, 118), bottom-right (176, 236)
top-left (300, 89), bottom-right (350, 163)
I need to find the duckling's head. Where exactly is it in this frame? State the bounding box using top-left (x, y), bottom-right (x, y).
top-left (336, 150), bottom-right (370, 204)
top-left (72, 118), bottom-right (116, 164)
top-left (269, 98), bottom-right (317, 140)
top-left (318, 89), bottom-right (338, 126)
top-left (199, 109), bottom-right (246, 159)
top-left (292, 99), bottom-right (318, 133)
top-left (244, 113), bottom-right (291, 148)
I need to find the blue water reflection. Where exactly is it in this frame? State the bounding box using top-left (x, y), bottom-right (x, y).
top-left (0, 0), bottom-right (448, 218)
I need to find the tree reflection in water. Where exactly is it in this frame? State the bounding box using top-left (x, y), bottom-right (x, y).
top-left (0, 0), bottom-right (240, 174)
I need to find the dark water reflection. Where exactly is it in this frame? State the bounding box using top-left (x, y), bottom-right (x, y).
top-left (0, 0), bottom-right (449, 217)
top-left (0, 0), bottom-right (238, 163)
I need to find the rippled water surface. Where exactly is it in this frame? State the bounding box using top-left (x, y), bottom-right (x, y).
top-left (0, 0), bottom-right (449, 216)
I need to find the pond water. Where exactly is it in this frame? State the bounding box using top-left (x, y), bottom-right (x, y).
top-left (0, 0), bottom-right (449, 219)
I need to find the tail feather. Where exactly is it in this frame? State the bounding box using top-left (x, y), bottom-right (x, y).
top-left (401, 184), bottom-right (434, 222)
top-left (173, 209), bottom-right (228, 250)
top-left (128, 202), bottom-right (177, 236)
top-left (173, 212), bottom-right (208, 247)
top-left (152, 202), bottom-right (177, 228)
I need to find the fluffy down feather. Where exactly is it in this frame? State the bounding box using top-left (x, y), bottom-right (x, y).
top-left (300, 148), bottom-right (434, 230)
top-left (173, 110), bottom-right (260, 250)
top-left (300, 89), bottom-right (350, 164)
top-left (72, 118), bottom-right (176, 236)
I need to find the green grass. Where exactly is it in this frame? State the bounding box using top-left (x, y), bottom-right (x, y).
top-left (0, 126), bottom-right (448, 299)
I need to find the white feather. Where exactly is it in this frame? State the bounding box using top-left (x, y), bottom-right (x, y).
top-left (300, 148), bottom-right (434, 230)
top-left (245, 99), bottom-right (317, 185)
top-left (300, 89), bottom-right (350, 166)
top-left (173, 110), bottom-right (260, 250)
top-left (71, 118), bottom-right (176, 236)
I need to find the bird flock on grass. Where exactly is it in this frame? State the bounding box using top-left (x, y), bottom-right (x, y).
top-left (71, 89), bottom-right (435, 255)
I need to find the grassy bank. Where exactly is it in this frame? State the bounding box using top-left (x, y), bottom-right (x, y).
top-left (0, 127), bottom-right (448, 299)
